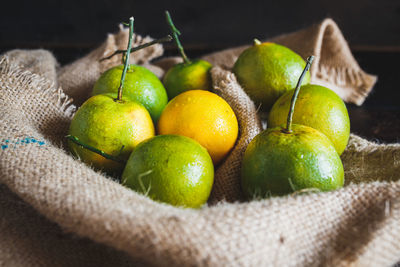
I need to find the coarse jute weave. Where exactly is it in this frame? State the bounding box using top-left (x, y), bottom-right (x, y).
top-left (1, 19), bottom-right (399, 266)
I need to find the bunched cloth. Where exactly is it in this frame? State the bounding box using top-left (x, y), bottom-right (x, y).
top-left (2, 19), bottom-right (399, 267)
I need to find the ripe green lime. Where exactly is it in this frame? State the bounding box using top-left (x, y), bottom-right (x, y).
top-left (163, 59), bottom-right (212, 99)
top-left (233, 41), bottom-right (310, 111)
top-left (68, 94), bottom-right (155, 175)
top-left (241, 124), bottom-right (344, 198)
top-left (122, 135), bottom-right (214, 208)
top-left (268, 84), bottom-right (350, 155)
top-left (92, 65), bottom-right (168, 122)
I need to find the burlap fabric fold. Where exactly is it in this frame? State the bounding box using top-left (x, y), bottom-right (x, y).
top-left (1, 19), bottom-right (399, 266)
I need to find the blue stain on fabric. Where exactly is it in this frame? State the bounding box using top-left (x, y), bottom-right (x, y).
top-left (21, 138), bottom-right (32, 144)
top-left (1, 137), bottom-right (45, 150)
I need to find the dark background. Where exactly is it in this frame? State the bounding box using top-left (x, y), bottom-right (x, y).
top-left (0, 0), bottom-right (399, 141)
top-left (1, 0), bottom-right (399, 49)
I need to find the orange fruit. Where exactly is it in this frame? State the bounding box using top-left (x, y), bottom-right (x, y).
top-left (241, 55), bottom-right (344, 198)
top-left (268, 84), bottom-right (350, 155)
top-left (122, 134), bottom-right (214, 208)
top-left (68, 94), bottom-right (155, 175)
top-left (233, 41), bottom-right (310, 111)
top-left (241, 124), bottom-right (344, 197)
top-left (163, 59), bottom-right (212, 99)
top-left (158, 90), bottom-right (238, 165)
top-left (92, 65), bottom-right (168, 123)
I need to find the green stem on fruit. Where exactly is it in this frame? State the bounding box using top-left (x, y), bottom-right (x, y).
top-left (165, 10), bottom-right (191, 64)
top-left (283, 55), bottom-right (314, 134)
top-left (66, 135), bottom-right (126, 164)
top-left (116, 16), bottom-right (135, 101)
top-left (100, 35), bottom-right (173, 62)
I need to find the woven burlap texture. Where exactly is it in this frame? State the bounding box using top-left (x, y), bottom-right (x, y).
top-left (209, 67), bottom-right (262, 202)
top-left (0, 185), bottom-right (144, 267)
top-left (1, 20), bottom-right (399, 266)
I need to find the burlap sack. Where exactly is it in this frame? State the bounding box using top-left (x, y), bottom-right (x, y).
top-left (0, 185), bottom-right (144, 267)
top-left (1, 19), bottom-right (399, 266)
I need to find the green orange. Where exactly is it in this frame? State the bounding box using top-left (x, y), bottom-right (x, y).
top-left (241, 55), bottom-right (344, 198)
top-left (68, 94), bottom-right (155, 175)
top-left (268, 84), bottom-right (350, 155)
top-left (163, 59), bottom-right (212, 99)
top-left (233, 41), bottom-right (310, 111)
top-left (241, 124), bottom-right (344, 198)
top-left (122, 135), bottom-right (214, 208)
top-left (92, 64), bottom-right (168, 122)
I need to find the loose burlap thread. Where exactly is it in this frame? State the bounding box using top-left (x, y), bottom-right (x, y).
top-left (1, 19), bottom-right (399, 266)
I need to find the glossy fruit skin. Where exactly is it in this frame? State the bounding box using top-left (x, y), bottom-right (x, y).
top-left (68, 94), bottom-right (155, 175)
top-left (158, 90), bottom-right (238, 165)
top-left (122, 135), bottom-right (214, 208)
top-left (233, 42), bottom-right (310, 111)
top-left (92, 65), bottom-right (168, 123)
top-left (268, 84), bottom-right (350, 155)
top-left (241, 124), bottom-right (344, 198)
top-left (163, 59), bottom-right (212, 99)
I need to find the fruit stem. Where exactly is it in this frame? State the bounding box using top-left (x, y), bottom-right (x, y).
top-left (100, 35), bottom-right (173, 62)
top-left (165, 10), bottom-right (191, 64)
top-left (117, 17), bottom-right (134, 101)
top-left (283, 55), bottom-right (314, 134)
top-left (254, 39), bottom-right (262, 45)
top-left (66, 135), bottom-right (126, 164)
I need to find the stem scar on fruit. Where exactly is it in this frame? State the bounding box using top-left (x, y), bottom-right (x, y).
top-left (282, 55), bottom-right (314, 134)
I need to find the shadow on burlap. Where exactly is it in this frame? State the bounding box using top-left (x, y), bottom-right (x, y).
top-left (1, 19), bottom-right (399, 266)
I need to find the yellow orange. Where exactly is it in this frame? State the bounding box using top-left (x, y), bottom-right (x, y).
top-left (158, 90), bottom-right (238, 165)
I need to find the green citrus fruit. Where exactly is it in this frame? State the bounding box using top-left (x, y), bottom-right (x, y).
top-left (233, 41), bottom-right (310, 111)
top-left (268, 84), bottom-right (350, 155)
top-left (163, 59), bottom-right (212, 99)
top-left (241, 124), bottom-right (344, 198)
top-left (122, 135), bottom-right (214, 208)
top-left (92, 64), bottom-right (168, 122)
top-left (68, 94), bottom-right (155, 175)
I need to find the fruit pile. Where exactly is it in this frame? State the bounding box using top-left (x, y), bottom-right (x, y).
top-left (67, 13), bottom-right (350, 208)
